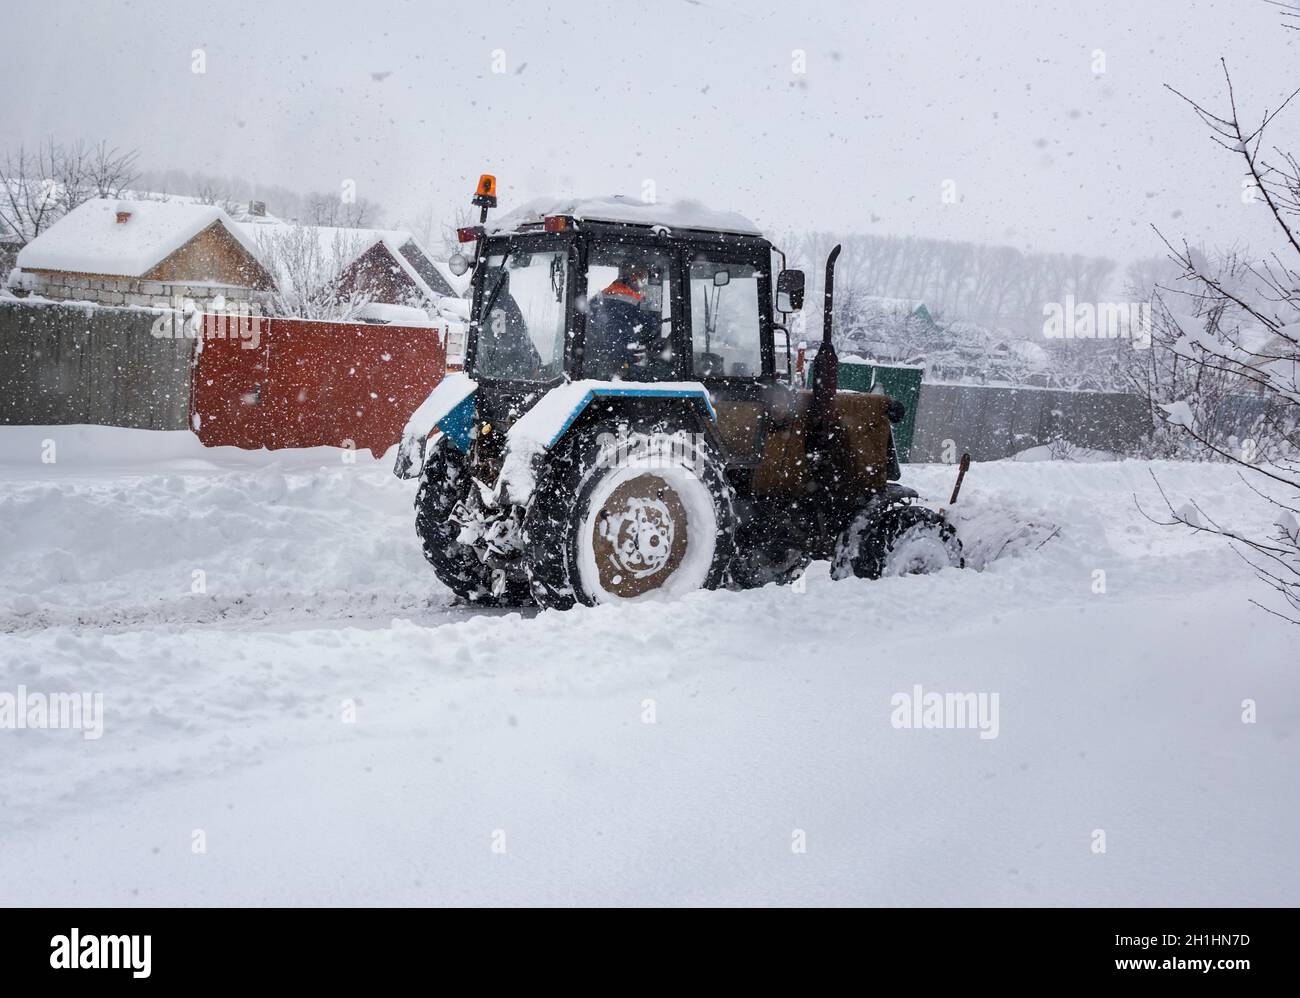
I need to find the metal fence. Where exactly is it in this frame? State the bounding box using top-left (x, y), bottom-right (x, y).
top-left (1, 298), bottom-right (448, 455)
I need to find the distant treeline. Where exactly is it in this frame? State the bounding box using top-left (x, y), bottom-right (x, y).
top-left (776, 230), bottom-right (1118, 340)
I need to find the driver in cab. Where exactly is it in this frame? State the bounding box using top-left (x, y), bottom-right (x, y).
top-left (584, 260), bottom-right (660, 380)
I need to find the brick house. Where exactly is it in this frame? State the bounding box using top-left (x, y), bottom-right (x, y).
top-left (10, 198), bottom-right (274, 310)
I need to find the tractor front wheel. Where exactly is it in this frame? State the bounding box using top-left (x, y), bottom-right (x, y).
top-left (833, 505), bottom-right (964, 581)
top-left (523, 423), bottom-right (736, 609)
top-left (415, 435), bottom-right (532, 606)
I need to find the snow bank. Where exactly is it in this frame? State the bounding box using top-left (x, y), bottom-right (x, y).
top-left (0, 424), bottom-right (368, 472)
top-left (0, 425), bottom-right (420, 631)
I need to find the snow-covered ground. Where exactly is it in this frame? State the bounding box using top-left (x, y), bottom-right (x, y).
top-left (1, 425), bottom-right (1296, 906)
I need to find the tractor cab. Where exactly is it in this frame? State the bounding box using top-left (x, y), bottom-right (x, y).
top-left (446, 186), bottom-right (808, 471)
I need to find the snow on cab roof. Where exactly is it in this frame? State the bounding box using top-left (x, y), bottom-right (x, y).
top-left (491, 195), bottom-right (761, 236)
top-left (16, 197), bottom-right (264, 277)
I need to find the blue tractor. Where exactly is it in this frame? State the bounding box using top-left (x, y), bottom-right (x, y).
top-left (395, 176), bottom-right (961, 608)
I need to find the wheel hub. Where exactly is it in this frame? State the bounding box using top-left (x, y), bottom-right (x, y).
top-left (593, 474), bottom-right (688, 597)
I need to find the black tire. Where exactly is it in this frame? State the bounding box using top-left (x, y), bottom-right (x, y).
top-left (833, 504), bottom-right (963, 581)
top-left (414, 436), bottom-right (532, 606)
top-left (523, 422), bottom-right (736, 609)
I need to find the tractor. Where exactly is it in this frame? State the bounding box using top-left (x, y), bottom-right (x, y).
top-left (394, 175), bottom-right (963, 608)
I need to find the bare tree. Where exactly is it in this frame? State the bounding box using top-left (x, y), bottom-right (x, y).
top-left (253, 223), bottom-right (372, 320)
top-left (300, 191), bottom-right (381, 229)
top-left (439, 205), bottom-right (478, 259)
top-left (81, 140), bottom-right (140, 200)
top-left (190, 180), bottom-right (243, 215)
top-left (1139, 51), bottom-right (1300, 621)
top-left (0, 138), bottom-right (139, 245)
top-left (393, 201), bottom-right (475, 260)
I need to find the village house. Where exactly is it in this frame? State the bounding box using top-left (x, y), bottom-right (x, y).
top-left (237, 212), bottom-right (464, 312)
top-left (237, 210), bottom-right (469, 361)
top-left (9, 198), bottom-right (275, 310)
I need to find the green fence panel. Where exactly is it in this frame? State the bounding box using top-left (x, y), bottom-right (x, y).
top-left (807, 360), bottom-right (922, 462)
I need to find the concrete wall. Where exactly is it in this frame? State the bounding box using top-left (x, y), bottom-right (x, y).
top-left (0, 299), bottom-right (192, 430)
top-left (909, 383), bottom-right (1153, 461)
top-left (907, 384), bottom-right (1275, 462)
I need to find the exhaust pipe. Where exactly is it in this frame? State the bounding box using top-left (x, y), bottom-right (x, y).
top-left (810, 244), bottom-right (842, 429)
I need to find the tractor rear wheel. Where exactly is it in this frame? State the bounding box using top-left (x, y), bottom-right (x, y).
top-left (523, 423), bottom-right (736, 609)
top-left (415, 435), bottom-right (532, 606)
top-left (833, 505), bottom-right (963, 581)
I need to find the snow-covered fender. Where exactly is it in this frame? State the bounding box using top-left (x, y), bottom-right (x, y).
top-left (392, 372), bottom-right (478, 479)
top-left (495, 379), bottom-right (718, 505)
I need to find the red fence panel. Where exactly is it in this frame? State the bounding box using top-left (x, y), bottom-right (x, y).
top-left (191, 315), bottom-right (446, 456)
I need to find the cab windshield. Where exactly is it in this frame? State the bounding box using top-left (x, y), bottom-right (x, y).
top-left (472, 244), bottom-right (568, 382)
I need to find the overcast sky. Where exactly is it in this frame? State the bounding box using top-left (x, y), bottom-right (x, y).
top-left (5, 0), bottom-right (1298, 262)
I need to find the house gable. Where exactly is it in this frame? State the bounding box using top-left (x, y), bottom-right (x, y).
top-left (143, 220), bottom-right (275, 289)
top-left (337, 241), bottom-right (426, 306)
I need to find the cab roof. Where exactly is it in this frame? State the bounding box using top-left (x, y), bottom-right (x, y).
top-left (490, 195), bottom-right (762, 238)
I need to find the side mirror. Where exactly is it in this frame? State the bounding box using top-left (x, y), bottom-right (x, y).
top-left (448, 253), bottom-right (470, 276)
top-left (776, 269), bottom-right (805, 313)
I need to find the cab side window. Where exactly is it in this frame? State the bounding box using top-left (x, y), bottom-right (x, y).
top-left (689, 256), bottom-right (762, 379)
top-left (582, 244), bottom-right (675, 381)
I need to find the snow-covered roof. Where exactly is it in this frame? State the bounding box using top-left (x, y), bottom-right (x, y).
top-left (16, 197), bottom-right (264, 277)
top-left (492, 195), bottom-right (761, 236)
